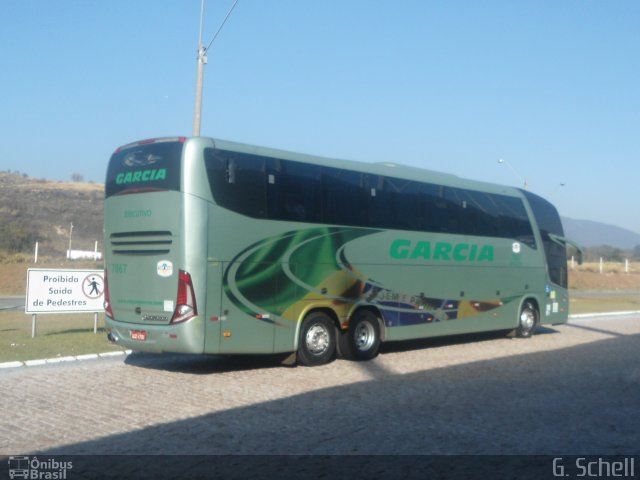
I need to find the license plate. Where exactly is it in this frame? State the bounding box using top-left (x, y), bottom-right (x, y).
top-left (131, 330), bottom-right (147, 341)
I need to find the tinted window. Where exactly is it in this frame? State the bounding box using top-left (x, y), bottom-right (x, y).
top-left (323, 169), bottom-right (368, 226)
top-left (523, 191), bottom-right (567, 287)
top-left (203, 148), bottom-right (535, 244)
top-left (267, 160), bottom-right (322, 222)
top-left (106, 140), bottom-right (183, 197)
top-left (205, 149), bottom-right (266, 218)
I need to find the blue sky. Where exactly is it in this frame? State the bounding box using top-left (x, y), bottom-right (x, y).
top-left (1, 1), bottom-right (639, 233)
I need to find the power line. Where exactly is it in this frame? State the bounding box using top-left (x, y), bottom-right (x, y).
top-left (193, 0), bottom-right (241, 136)
top-left (206, 0), bottom-right (240, 53)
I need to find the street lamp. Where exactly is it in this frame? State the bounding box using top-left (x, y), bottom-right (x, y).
top-left (192, 0), bottom-right (240, 137)
top-left (498, 158), bottom-right (528, 189)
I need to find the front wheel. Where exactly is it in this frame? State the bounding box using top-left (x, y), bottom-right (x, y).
top-left (297, 312), bottom-right (336, 366)
top-left (516, 301), bottom-right (538, 338)
top-left (338, 310), bottom-right (381, 361)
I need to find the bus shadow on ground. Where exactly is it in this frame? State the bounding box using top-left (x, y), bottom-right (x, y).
top-left (124, 351), bottom-right (291, 374)
top-left (36, 332), bottom-right (640, 479)
top-left (124, 327), bottom-right (562, 375)
top-left (379, 326), bottom-right (559, 356)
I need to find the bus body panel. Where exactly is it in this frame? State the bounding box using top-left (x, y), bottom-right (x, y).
top-left (104, 136), bottom-right (573, 358)
top-left (105, 192), bottom-right (182, 325)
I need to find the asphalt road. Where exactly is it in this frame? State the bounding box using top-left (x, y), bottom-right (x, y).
top-left (0, 296), bottom-right (24, 311)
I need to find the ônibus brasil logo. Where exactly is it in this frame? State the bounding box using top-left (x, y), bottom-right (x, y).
top-left (8, 456), bottom-right (72, 479)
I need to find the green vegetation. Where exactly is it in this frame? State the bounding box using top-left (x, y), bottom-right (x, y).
top-left (0, 312), bottom-right (126, 363)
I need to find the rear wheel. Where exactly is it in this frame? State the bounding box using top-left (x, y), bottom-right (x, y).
top-left (516, 301), bottom-right (538, 338)
top-left (338, 310), bottom-right (381, 361)
top-left (297, 312), bottom-right (336, 366)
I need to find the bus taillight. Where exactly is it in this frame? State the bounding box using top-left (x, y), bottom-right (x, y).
top-left (171, 270), bottom-right (198, 324)
top-left (103, 271), bottom-right (115, 319)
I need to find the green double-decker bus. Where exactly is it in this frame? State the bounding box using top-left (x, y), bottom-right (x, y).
top-left (104, 136), bottom-right (579, 366)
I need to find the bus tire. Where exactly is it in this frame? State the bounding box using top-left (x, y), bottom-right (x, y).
top-left (297, 311), bottom-right (336, 366)
top-left (338, 310), bottom-right (381, 361)
top-left (516, 301), bottom-right (538, 338)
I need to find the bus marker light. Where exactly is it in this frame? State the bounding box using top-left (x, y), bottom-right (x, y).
top-left (210, 316), bottom-right (219, 321)
top-left (169, 333), bottom-right (177, 339)
top-left (256, 314), bottom-right (270, 319)
top-left (223, 331), bottom-right (231, 338)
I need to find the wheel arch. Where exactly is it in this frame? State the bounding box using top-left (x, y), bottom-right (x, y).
top-left (521, 296), bottom-right (541, 317)
top-left (292, 306), bottom-right (341, 351)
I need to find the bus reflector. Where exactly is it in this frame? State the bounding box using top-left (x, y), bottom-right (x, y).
top-left (171, 270), bottom-right (198, 324)
top-left (104, 271), bottom-right (114, 319)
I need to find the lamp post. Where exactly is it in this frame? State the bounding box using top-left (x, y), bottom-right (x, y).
top-left (498, 158), bottom-right (528, 189)
top-left (193, 0), bottom-right (207, 137)
top-left (192, 0), bottom-right (240, 137)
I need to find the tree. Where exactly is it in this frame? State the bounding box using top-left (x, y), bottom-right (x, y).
top-left (71, 173), bottom-right (84, 182)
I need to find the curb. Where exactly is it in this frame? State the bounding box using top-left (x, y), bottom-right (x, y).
top-left (569, 311), bottom-right (640, 320)
top-left (1, 311), bottom-right (638, 370)
top-left (0, 350), bottom-right (132, 370)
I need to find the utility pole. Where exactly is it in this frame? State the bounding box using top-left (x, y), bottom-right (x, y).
top-left (193, 0), bottom-right (207, 137)
top-left (192, 0), bottom-right (240, 137)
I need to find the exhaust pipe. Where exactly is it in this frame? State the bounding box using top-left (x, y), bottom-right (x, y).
top-left (107, 332), bottom-right (117, 343)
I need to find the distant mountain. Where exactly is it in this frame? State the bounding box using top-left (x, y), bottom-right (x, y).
top-left (2, 171), bottom-right (638, 254)
top-left (562, 217), bottom-right (640, 250)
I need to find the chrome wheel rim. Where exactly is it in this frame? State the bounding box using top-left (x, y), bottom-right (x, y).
top-left (520, 309), bottom-right (535, 333)
top-left (305, 324), bottom-right (330, 355)
top-left (354, 321), bottom-right (375, 351)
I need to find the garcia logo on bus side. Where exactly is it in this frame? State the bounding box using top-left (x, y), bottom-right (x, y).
top-left (390, 239), bottom-right (494, 262)
top-left (115, 168), bottom-right (167, 185)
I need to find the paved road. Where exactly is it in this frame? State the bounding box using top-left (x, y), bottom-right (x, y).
top-left (0, 296), bottom-right (24, 311)
top-left (1, 314), bottom-right (639, 478)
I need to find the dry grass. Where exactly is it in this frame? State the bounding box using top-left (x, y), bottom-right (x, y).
top-left (569, 264), bottom-right (640, 291)
top-left (0, 257), bottom-right (102, 296)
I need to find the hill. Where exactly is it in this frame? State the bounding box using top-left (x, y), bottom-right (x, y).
top-left (562, 217), bottom-right (640, 250)
top-left (1, 171), bottom-right (639, 257)
top-left (0, 172), bottom-right (103, 258)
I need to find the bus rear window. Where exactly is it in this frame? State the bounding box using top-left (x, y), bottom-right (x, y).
top-left (105, 139), bottom-right (183, 197)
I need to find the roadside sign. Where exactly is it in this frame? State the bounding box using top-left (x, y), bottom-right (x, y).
top-left (25, 269), bottom-right (105, 314)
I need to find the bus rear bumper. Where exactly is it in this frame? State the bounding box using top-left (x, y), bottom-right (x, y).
top-left (105, 316), bottom-right (205, 354)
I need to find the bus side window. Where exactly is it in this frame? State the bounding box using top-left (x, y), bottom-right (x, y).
top-left (205, 149), bottom-right (267, 218)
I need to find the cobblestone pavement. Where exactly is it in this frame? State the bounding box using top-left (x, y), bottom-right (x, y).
top-left (1, 315), bottom-right (639, 462)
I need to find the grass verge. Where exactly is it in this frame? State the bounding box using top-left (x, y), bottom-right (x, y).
top-left (569, 295), bottom-right (640, 315)
top-left (0, 311), bottom-right (126, 363)
top-left (1, 295), bottom-right (639, 364)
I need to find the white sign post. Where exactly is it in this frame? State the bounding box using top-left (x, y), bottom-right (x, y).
top-left (25, 269), bottom-right (105, 337)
